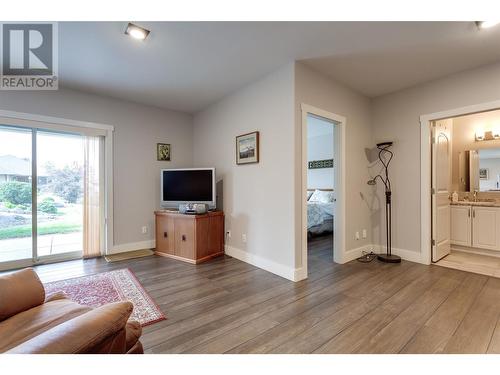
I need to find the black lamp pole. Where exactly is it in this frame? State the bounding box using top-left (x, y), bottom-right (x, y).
top-left (370, 142), bottom-right (401, 263)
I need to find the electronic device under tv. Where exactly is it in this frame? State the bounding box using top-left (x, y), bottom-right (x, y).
top-left (160, 168), bottom-right (216, 213)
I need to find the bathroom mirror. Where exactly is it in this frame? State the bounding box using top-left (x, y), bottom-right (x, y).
top-left (458, 148), bottom-right (500, 192)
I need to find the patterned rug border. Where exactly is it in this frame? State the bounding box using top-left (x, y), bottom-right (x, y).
top-left (44, 268), bottom-right (166, 327)
top-left (123, 268), bottom-right (167, 327)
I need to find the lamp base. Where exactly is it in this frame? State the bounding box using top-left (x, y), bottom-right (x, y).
top-left (377, 254), bottom-right (401, 263)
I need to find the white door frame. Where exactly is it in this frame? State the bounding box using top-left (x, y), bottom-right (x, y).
top-left (301, 104), bottom-right (346, 277)
top-left (420, 100), bottom-right (500, 264)
top-left (0, 109), bottom-right (114, 270)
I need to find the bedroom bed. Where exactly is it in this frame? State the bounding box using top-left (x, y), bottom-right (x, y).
top-left (307, 189), bottom-right (334, 236)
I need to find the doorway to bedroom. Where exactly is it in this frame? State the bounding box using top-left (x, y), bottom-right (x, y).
top-left (306, 114), bottom-right (336, 265)
top-left (301, 104), bottom-right (345, 279)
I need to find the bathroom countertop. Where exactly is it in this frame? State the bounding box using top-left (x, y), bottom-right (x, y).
top-left (451, 200), bottom-right (500, 207)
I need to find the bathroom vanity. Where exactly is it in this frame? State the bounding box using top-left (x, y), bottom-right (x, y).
top-left (450, 144), bottom-right (500, 255)
top-left (451, 201), bottom-right (500, 252)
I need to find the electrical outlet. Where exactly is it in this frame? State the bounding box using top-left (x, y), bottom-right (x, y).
top-left (141, 226), bottom-right (148, 234)
top-left (362, 229), bottom-right (367, 239)
top-left (355, 231), bottom-right (360, 240)
top-left (226, 230), bottom-right (231, 239)
top-left (242, 233), bottom-right (247, 243)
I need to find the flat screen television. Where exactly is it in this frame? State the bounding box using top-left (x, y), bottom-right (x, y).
top-left (161, 168), bottom-right (216, 208)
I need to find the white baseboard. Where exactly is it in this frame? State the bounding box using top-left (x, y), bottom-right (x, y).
top-left (294, 267), bottom-right (307, 282)
top-left (225, 243), bottom-right (425, 283)
top-left (452, 245), bottom-right (500, 259)
top-left (225, 245), bottom-right (300, 282)
top-left (342, 244), bottom-right (374, 263)
top-left (109, 240), bottom-right (155, 255)
top-left (371, 244), bottom-right (425, 264)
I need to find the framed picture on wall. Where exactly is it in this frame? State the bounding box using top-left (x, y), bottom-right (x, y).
top-left (157, 143), bottom-right (171, 161)
top-left (479, 168), bottom-right (489, 180)
top-left (236, 131), bottom-right (259, 165)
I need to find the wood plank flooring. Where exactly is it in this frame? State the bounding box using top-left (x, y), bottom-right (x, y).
top-left (9, 233), bottom-right (500, 353)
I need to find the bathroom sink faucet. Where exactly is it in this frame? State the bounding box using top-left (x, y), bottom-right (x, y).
top-left (473, 190), bottom-right (478, 202)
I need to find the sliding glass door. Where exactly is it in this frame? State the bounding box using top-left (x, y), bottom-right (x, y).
top-left (36, 131), bottom-right (84, 259)
top-left (0, 126), bottom-right (33, 264)
top-left (0, 123), bottom-right (102, 269)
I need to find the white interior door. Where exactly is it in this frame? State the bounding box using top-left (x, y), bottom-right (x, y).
top-left (432, 119), bottom-right (452, 262)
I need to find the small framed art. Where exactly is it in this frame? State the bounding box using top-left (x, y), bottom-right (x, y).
top-left (236, 131), bottom-right (259, 165)
top-left (479, 168), bottom-right (489, 180)
top-left (157, 143), bottom-right (171, 161)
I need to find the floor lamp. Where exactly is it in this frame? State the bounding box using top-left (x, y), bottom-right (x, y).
top-left (367, 142), bottom-right (401, 263)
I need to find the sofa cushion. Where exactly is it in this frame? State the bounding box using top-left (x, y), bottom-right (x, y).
top-left (0, 297), bottom-right (90, 353)
top-left (125, 320), bottom-right (142, 351)
top-left (0, 268), bottom-right (45, 322)
top-left (6, 301), bottom-right (134, 354)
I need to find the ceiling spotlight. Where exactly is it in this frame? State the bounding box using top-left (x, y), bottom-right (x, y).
top-left (125, 23), bottom-right (150, 40)
top-left (475, 21), bottom-right (500, 29)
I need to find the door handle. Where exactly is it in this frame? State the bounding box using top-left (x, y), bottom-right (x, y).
top-left (472, 209), bottom-right (475, 218)
top-left (164, 232), bottom-right (168, 238)
top-left (182, 235), bottom-right (186, 241)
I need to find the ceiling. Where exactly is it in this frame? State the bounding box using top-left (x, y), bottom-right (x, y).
top-left (58, 22), bottom-right (500, 113)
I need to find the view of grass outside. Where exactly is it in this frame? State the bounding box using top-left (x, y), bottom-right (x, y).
top-left (0, 222), bottom-right (81, 240)
top-left (0, 127), bottom-right (84, 263)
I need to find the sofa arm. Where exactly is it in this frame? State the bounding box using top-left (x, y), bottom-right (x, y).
top-left (0, 268), bottom-right (45, 322)
top-left (7, 301), bottom-right (135, 354)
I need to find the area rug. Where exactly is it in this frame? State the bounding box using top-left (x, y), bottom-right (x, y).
top-left (44, 268), bottom-right (166, 326)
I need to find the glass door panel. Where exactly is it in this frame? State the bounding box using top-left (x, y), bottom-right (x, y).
top-left (36, 131), bottom-right (84, 258)
top-left (0, 126), bottom-right (33, 264)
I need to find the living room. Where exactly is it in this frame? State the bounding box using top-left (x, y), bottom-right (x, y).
top-left (2, 1), bottom-right (500, 374)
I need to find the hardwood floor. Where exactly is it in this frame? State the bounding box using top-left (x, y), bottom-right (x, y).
top-left (11, 234), bottom-right (500, 353)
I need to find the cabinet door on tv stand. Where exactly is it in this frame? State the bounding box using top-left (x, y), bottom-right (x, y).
top-left (156, 215), bottom-right (175, 255)
top-left (175, 217), bottom-right (195, 260)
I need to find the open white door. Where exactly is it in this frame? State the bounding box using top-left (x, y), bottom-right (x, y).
top-left (431, 119), bottom-right (452, 262)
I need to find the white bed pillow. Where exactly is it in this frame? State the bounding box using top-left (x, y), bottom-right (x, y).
top-left (309, 189), bottom-right (334, 203)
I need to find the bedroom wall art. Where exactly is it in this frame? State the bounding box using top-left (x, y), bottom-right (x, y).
top-left (308, 159), bottom-right (333, 169)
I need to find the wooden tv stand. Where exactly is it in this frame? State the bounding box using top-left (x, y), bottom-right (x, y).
top-left (154, 210), bottom-right (224, 264)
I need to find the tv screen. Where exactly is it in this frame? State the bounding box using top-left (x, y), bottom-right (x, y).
top-left (161, 168), bottom-right (215, 205)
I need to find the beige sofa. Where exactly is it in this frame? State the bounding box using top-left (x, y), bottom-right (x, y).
top-left (0, 268), bottom-right (143, 354)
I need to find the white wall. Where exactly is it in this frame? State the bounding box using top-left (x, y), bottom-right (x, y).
top-left (295, 62), bottom-right (373, 266)
top-left (193, 62), bottom-right (374, 278)
top-left (7, 57), bottom-right (500, 276)
top-left (307, 116), bottom-right (334, 190)
top-left (451, 110), bottom-right (500, 192)
top-left (0, 88), bottom-right (193, 249)
top-left (193, 64), bottom-right (296, 279)
top-left (371, 62), bottom-right (500, 257)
